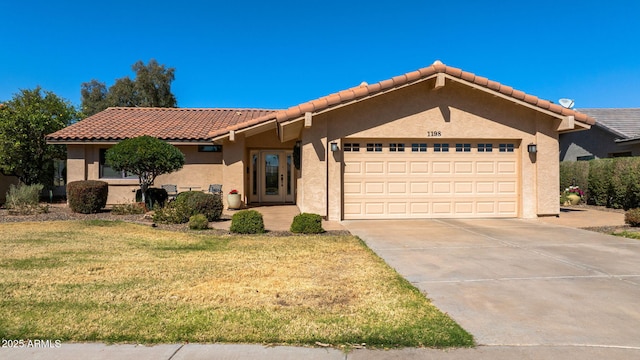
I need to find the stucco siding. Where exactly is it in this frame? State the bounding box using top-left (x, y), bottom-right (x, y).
top-left (298, 79), bottom-right (560, 220)
top-left (68, 144), bottom-right (223, 205)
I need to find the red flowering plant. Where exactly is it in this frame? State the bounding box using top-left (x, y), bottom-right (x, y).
top-left (564, 186), bottom-right (584, 197)
top-left (229, 189), bottom-right (239, 194)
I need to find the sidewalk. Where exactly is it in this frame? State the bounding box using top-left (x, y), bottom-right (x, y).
top-left (3, 343), bottom-right (638, 360)
top-left (535, 206), bottom-right (626, 228)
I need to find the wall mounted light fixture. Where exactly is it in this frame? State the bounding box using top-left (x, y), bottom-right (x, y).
top-left (527, 143), bottom-right (537, 153)
top-left (330, 142), bottom-right (339, 152)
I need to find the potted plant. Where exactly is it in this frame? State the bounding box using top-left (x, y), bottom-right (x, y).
top-left (563, 186), bottom-right (584, 206)
top-left (227, 189), bottom-right (242, 209)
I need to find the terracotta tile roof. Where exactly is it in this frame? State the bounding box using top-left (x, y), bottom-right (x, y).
top-left (209, 61), bottom-right (596, 138)
top-left (47, 107), bottom-right (277, 142)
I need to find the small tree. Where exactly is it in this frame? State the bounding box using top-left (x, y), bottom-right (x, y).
top-left (105, 136), bottom-right (184, 204)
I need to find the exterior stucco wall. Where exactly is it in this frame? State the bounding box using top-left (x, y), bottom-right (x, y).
top-left (72, 144), bottom-right (223, 205)
top-left (298, 118), bottom-right (328, 216)
top-left (299, 80), bottom-right (561, 220)
top-left (560, 126), bottom-right (640, 161)
top-left (222, 134), bottom-right (246, 208)
top-left (535, 115), bottom-right (560, 216)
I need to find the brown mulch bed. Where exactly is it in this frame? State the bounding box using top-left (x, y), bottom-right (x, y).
top-left (0, 203), bottom-right (351, 236)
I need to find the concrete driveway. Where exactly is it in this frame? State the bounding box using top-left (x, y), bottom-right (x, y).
top-left (344, 218), bottom-right (640, 349)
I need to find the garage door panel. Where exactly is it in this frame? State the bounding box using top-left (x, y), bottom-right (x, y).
top-left (410, 162), bottom-right (429, 173)
top-left (432, 182), bottom-right (451, 194)
top-left (388, 162), bottom-right (407, 174)
top-left (454, 182), bottom-right (473, 193)
top-left (343, 140), bottom-right (519, 219)
top-left (476, 162), bottom-right (495, 173)
top-left (432, 162), bottom-right (451, 173)
top-left (388, 202), bottom-right (407, 214)
top-left (432, 202), bottom-right (452, 215)
top-left (410, 202), bottom-right (430, 214)
top-left (498, 161), bottom-right (517, 174)
top-left (344, 181), bottom-right (362, 194)
top-left (365, 202), bottom-right (385, 215)
top-left (365, 182), bottom-right (385, 194)
top-left (476, 182), bottom-right (495, 193)
top-left (388, 182), bottom-right (407, 193)
top-left (454, 162), bottom-right (473, 173)
top-left (410, 182), bottom-right (430, 194)
top-left (454, 202), bottom-right (474, 214)
top-left (365, 162), bottom-right (385, 173)
top-left (498, 181), bottom-right (517, 194)
top-left (344, 161), bottom-right (362, 174)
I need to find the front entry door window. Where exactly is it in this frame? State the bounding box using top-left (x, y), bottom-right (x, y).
top-left (252, 150), bottom-right (294, 203)
top-left (264, 154), bottom-right (280, 197)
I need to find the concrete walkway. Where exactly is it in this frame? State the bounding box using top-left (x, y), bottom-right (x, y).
top-left (210, 205), bottom-right (346, 232)
top-left (3, 207), bottom-right (638, 359)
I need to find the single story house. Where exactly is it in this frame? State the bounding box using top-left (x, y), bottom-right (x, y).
top-left (560, 108), bottom-right (640, 161)
top-left (47, 61), bottom-right (595, 220)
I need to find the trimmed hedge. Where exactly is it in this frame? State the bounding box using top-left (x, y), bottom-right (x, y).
top-left (561, 157), bottom-right (640, 210)
top-left (230, 210), bottom-right (265, 234)
top-left (152, 191), bottom-right (223, 224)
top-left (67, 180), bottom-right (108, 214)
top-left (290, 213), bottom-right (325, 234)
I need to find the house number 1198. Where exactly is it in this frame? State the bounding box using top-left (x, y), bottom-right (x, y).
top-left (427, 131), bottom-right (442, 137)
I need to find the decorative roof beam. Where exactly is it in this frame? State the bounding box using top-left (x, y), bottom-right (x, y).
top-left (304, 112), bottom-right (313, 128)
top-left (557, 115), bottom-right (575, 131)
top-left (229, 130), bottom-right (235, 142)
top-left (434, 73), bottom-right (446, 90)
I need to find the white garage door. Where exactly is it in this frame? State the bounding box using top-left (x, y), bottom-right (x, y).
top-left (343, 140), bottom-right (519, 219)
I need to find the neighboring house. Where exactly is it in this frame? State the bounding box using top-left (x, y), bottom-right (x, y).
top-left (560, 108), bottom-right (640, 161)
top-left (47, 61), bottom-right (595, 220)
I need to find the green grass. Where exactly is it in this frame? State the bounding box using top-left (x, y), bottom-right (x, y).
top-left (611, 230), bottom-right (640, 240)
top-left (0, 220), bottom-right (473, 348)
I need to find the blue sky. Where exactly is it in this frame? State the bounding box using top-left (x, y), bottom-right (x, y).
top-left (1, 1), bottom-right (639, 110)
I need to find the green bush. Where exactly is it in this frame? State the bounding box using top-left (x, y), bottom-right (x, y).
top-left (112, 202), bottom-right (147, 215)
top-left (587, 159), bottom-right (612, 207)
top-left (189, 214), bottom-right (209, 230)
top-left (230, 210), bottom-right (265, 234)
top-left (135, 187), bottom-right (169, 209)
top-left (5, 183), bottom-right (48, 215)
top-left (67, 180), bottom-right (108, 214)
top-left (559, 161), bottom-right (589, 198)
top-left (625, 208), bottom-right (640, 227)
top-left (290, 213), bottom-right (325, 234)
top-left (153, 191), bottom-right (222, 224)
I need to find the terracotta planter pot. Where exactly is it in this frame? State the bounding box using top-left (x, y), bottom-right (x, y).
top-left (227, 193), bottom-right (242, 209)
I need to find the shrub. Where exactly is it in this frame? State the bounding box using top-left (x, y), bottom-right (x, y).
top-left (189, 214), bottom-right (209, 230)
top-left (625, 208), bottom-right (640, 227)
top-left (5, 183), bottom-right (48, 215)
top-left (230, 210), bottom-right (265, 234)
top-left (153, 191), bottom-right (222, 224)
top-left (67, 180), bottom-right (108, 214)
top-left (135, 187), bottom-right (169, 209)
top-left (290, 213), bottom-right (325, 234)
top-left (559, 161), bottom-right (589, 199)
top-left (112, 202), bottom-right (147, 215)
top-left (587, 159), bottom-right (612, 207)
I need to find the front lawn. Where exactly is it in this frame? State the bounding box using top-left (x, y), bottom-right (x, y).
top-left (0, 220), bottom-right (472, 348)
